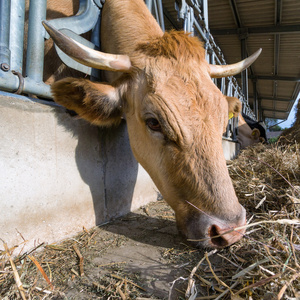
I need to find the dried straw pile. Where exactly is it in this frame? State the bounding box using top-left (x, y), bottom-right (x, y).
top-left (226, 142), bottom-right (299, 299)
top-left (182, 142), bottom-right (300, 300)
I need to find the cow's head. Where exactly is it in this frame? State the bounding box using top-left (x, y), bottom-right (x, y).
top-left (43, 22), bottom-right (261, 248)
top-left (237, 114), bottom-right (264, 149)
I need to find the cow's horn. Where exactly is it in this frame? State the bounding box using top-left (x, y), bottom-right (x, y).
top-left (209, 48), bottom-right (262, 78)
top-left (42, 21), bottom-right (132, 72)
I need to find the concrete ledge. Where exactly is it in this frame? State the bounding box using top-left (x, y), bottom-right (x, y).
top-left (0, 92), bottom-right (157, 253)
top-left (222, 138), bottom-right (239, 160)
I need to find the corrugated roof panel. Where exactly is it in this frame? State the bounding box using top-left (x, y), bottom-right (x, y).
top-left (262, 99), bottom-right (274, 109)
top-left (275, 101), bottom-right (291, 111)
top-left (281, 0), bottom-right (300, 25)
top-left (208, 0), bottom-right (236, 29)
top-left (278, 34), bottom-right (300, 76)
top-left (257, 80), bottom-right (274, 96)
top-left (211, 35), bottom-right (241, 62)
top-left (264, 110), bottom-right (288, 119)
top-left (206, 0), bottom-right (300, 121)
top-left (236, 0), bottom-right (275, 27)
top-left (277, 81), bottom-right (298, 98)
top-left (247, 35), bottom-right (274, 75)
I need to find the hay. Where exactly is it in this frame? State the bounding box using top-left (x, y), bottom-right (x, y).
top-left (1, 142), bottom-right (299, 299)
top-left (180, 142), bottom-right (300, 299)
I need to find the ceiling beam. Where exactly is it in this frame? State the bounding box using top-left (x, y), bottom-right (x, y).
top-left (249, 96), bottom-right (294, 102)
top-left (235, 75), bottom-right (300, 82)
top-left (210, 24), bottom-right (300, 36)
top-left (263, 109), bottom-right (289, 113)
top-left (261, 97), bottom-right (294, 102)
top-left (273, 0), bottom-right (282, 113)
top-left (229, 0), bottom-right (242, 28)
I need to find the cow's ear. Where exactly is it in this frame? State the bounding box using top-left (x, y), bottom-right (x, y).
top-left (226, 96), bottom-right (242, 118)
top-left (251, 128), bottom-right (261, 139)
top-left (51, 78), bottom-right (123, 127)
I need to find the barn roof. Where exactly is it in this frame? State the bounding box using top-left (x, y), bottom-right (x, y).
top-left (208, 0), bottom-right (300, 121)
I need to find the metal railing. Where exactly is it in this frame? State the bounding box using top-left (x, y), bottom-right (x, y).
top-left (0, 0), bottom-right (102, 99)
top-left (0, 0), bottom-right (51, 98)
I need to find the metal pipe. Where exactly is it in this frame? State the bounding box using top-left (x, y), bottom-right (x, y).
top-left (145, 0), bottom-right (153, 12)
top-left (9, 0), bottom-right (26, 73)
top-left (0, 0), bottom-right (11, 68)
top-left (91, 15), bottom-right (101, 80)
top-left (156, 0), bottom-right (165, 32)
top-left (202, 0), bottom-right (208, 29)
top-left (253, 80), bottom-right (258, 118)
top-left (26, 0), bottom-right (47, 82)
top-left (240, 38), bottom-right (248, 103)
top-left (45, 0), bottom-right (99, 39)
top-left (0, 71), bottom-right (52, 98)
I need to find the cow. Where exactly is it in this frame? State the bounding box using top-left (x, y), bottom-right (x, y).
top-left (237, 113), bottom-right (267, 149)
top-left (43, 0), bottom-right (261, 248)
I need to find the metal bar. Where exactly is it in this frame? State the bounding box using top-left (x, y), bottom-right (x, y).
top-left (240, 38), bottom-right (248, 103)
top-left (258, 97), bottom-right (263, 121)
top-left (253, 80), bottom-right (258, 118)
top-left (193, 20), bottom-right (209, 44)
top-left (236, 75), bottom-right (300, 82)
top-left (145, 0), bottom-right (153, 12)
top-left (211, 24), bottom-right (300, 36)
top-left (268, 119), bottom-right (288, 128)
top-left (274, 35), bottom-right (280, 76)
top-left (45, 0), bottom-right (100, 39)
top-left (202, 0), bottom-right (208, 29)
top-left (163, 5), bottom-right (180, 30)
top-left (263, 108), bottom-right (290, 113)
top-left (9, 0), bottom-right (26, 73)
top-left (156, 0), bottom-right (165, 31)
top-left (229, 0), bottom-right (242, 27)
top-left (0, 71), bottom-right (52, 98)
top-left (253, 96), bottom-right (294, 102)
top-left (26, 0), bottom-right (47, 82)
top-left (0, 0), bottom-right (11, 68)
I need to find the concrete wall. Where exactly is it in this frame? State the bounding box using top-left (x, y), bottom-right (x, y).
top-left (222, 139), bottom-right (239, 160)
top-left (0, 92), bottom-right (157, 253)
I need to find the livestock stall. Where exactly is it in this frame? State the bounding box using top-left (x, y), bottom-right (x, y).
top-left (1, 0), bottom-right (296, 253)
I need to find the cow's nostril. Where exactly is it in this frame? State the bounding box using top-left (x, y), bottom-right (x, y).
top-left (209, 225), bottom-right (228, 248)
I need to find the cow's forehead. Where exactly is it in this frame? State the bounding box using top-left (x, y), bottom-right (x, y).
top-left (144, 65), bottom-right (227, 113)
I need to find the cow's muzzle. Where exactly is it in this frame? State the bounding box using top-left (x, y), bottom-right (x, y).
top-left (178, 205), bottom-right (246, 249)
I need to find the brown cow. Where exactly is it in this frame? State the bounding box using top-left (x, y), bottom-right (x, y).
top-left (237, 114), bottom-right (262, 149)
top-left (43, 0), bottom-right (261, 248)
top-left (226, 97), bottom-right (265, 149)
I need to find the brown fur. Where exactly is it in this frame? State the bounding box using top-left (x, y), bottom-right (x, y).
top-left (136, 31), bottom-right (205, 62)
top-left (51, 78), bottom-right (123, 126)
top-left (226, 97), bottom-right (242, 118)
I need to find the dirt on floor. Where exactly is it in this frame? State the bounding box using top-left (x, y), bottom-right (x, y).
top-left (1, 200), bottom-right (211, 299)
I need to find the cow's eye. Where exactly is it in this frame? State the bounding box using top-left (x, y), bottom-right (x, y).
top-left (146, 118), bottom-right (161, 132)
